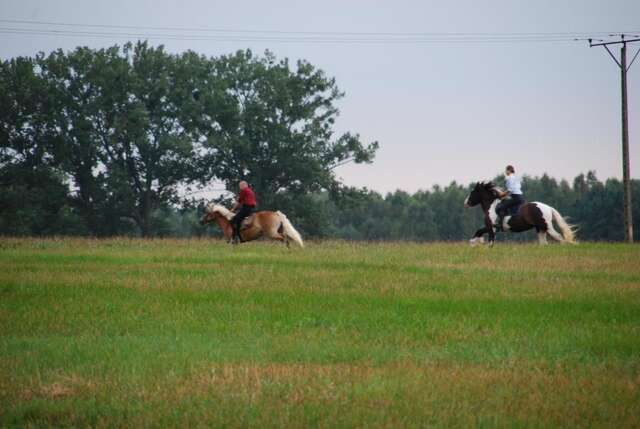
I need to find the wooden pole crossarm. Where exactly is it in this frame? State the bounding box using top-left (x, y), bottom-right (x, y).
top-left (589, 37), bottom-right (640, 47)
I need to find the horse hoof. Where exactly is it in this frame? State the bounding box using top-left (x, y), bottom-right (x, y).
top-left (469, 237), bottom-right (485, 247)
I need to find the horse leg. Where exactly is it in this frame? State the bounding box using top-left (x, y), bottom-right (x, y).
top-left (270, 233), bottom-right (289, 246)
top-left (264, 227), bottom-right (287, 245)
top-left (537, 231), bottom-right (548, 245)
top-left (265, 220), bottom-right (291, 247)
top-left (536, 219), bottom-right (548, 244)
top-left (277, 234), bottom-right (290, 247)
top-left (543, 212), bottom-right (565, 243)
top-left (469, 227), bottom-right (488, 246)
top-left (538, 205), bottom-right (560, 244)
top-left (473, 227), bottom-right (487, 238)
top-left (536, 223), bottom-right (549, 245)
top-left (546, 227), bottom-right (564, 242)
top-left (484, 215), bottom-right (496, 246)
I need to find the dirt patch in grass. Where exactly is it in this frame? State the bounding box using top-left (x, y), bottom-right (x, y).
top-left (18, 374), bottom-right (99, 401)
top-left (144, 361), bottom-right (640, 427)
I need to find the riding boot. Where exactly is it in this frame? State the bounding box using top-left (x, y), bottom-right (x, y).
top-left (495, 216), bottom-right (503, 231)
top-left (232, 225), bottom-right (240, 244)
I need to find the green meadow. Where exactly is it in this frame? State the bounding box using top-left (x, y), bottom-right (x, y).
top-left (1, 238), bottom-right (639, 427)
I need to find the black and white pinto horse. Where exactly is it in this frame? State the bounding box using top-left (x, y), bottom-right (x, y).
top-left (464, 181), bottom-right (576, 246)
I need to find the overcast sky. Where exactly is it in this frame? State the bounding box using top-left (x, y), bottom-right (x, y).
top-left (1, 0), bottom-right (639, 194)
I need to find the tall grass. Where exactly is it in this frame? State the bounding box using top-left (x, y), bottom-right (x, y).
top-left (1, 238), bottom-right (639, 427)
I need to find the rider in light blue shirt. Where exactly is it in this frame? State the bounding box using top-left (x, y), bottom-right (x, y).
top-left (505, 173), bottom-right (522, 196)
top-left (495, 165), bottom-right (525, 230)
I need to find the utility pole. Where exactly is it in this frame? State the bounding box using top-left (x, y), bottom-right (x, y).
top-left (589, 35), bottom-right (640, 243)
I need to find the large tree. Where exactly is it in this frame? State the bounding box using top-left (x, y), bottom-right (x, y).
top-left (189, 50), bottom-right (379, 213)
top-left (37, 47), bottom-right (117, 235)
top-left (0, 56), bottom-right (82, 235)
top-left (38, 42), bottom-right (212, 236)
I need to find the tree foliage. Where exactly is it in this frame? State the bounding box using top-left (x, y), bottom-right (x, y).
top-left (322, 173), bottom-right (640, 242)
top-left (188, 50), bottom-right (378, 222)
top-left (1, 43), bottom-right (377, 236)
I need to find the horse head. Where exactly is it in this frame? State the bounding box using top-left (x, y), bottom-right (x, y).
top-left (200, 203), bottom-right (234, 225)
top-left (200, 205), bottom-right (216, 225)
top-left (464, 181), bottom-right (500, 208)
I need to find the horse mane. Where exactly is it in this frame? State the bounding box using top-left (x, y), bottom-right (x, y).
top-left (204, 203), bottom-right (234, 220)
top-left (490, 183), bottom-right (505, 194)
top-left (478, 181), bottom-right (504, 194)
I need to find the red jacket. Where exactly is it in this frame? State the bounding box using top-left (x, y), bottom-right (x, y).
top-left (238, 187), bottom-right (256, 207)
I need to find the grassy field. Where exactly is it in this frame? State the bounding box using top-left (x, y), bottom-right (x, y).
top-left (1, 238), bottom-right (639, 427)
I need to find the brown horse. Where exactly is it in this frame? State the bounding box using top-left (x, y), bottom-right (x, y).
top-left (464, 181), bottom-right (576, 246)
top-left (200, 204), bottom-right (304, 247)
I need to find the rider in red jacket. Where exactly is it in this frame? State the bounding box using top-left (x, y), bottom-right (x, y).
top-left (231, 181), bottom-right (256, 243)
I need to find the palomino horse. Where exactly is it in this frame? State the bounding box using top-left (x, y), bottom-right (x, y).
top-left (464, 181), bottom-right (576, 246)
top-left (200, 204), bottom-right (304, 247)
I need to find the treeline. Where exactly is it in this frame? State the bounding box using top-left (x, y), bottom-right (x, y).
top-left (1, 42), bottom-right (638, 241)
top-left (324, 173), bottom-right (640, 242)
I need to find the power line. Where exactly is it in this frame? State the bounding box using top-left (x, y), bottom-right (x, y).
top-left (0, 18), bottom-right (632, 37)
top-left (0, 28), bottom-right (577, 43)
top-left (0, 29), bottom-right (579, 44)
top-left (0, 27), bottom-right (626, 45)
top-left (0, 18), bottom-right (637, 44)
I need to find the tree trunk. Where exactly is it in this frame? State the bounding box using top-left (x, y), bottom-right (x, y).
top-left (74, 169), bottom-right (100, 237)
top-left (138, 190), bottom-right (152, 237)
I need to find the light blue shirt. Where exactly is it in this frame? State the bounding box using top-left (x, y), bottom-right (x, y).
top-left (505, 174), bottom-right (523, 195)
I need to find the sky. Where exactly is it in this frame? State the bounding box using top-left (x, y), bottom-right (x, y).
top-left (1, 0), bottom-right (639, 194)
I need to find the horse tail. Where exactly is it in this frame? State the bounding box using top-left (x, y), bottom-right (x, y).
top-left (551, 207), bottom-right (577, 244)
top-left (276, 211), bottom-right (304, 248)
